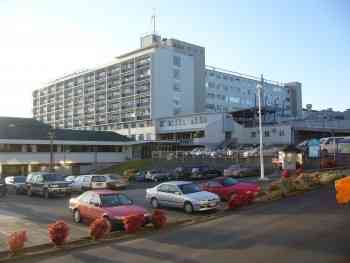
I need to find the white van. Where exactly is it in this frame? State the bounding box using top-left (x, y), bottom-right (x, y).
top-left (70, 174), bottom-right (108, 192)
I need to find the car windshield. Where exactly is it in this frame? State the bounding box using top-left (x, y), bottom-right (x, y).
top-left (100, 194), bottom-right (133, 207)
top-left (43, 174), bottom-right (65, 181)
top-left (92, 176), bottom-right (106, 182)
top-left (222, 177), bottom-right (238, 186)
top-left (14, 176), bottom-right (26, 183)
top-left (179, 183), bottom-right (201, 194)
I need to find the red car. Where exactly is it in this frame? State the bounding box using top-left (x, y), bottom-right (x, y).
top-left (201, 177), bottom-right (260, 201)
top-left (69, 190), bottom-right (150, 228)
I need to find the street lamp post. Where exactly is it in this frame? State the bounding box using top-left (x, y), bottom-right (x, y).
top-left (48, 127), bottom-right (55, 172)
top-left (257, 75), bottom-right (266, 180)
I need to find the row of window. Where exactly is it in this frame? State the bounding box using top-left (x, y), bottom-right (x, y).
top-left (251, 129), bottom-right (285, 138)
top-left (0, 144), bottom-right (123, 153)
top-left (159, 115), bottom-right (207, 128)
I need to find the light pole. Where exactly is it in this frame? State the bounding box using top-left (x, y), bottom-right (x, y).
top-left (257, 74), bottom-right (266, 180)
top-left (48, 127), bottom-right (55, 172)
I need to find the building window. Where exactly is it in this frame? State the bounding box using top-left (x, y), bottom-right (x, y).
top-left (279, 129), bottom-right (285, 136)
top-left (264, 131), bottom-right (270, 137)
top-left (138, 134), bottom-right (144, 141)
top-left (173, 69), bottom-right (180, 80)
top-left (160, 120), bottom-right (165, 127)
top-left (173, 56), bottom-right (181, 67)
top-left (251, 132), bottom-right (257, 138)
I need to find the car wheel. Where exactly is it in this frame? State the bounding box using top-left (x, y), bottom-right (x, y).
top-left (27, 187), bottom-right (33, 197)
top-left (151, 198), bottom-right (159, 208)
top-left (184, 202), bottom-right (194, 213)
top-left (43, 189), bottom-right (49, 199)
top-left (103, 216), bottom-right (113, 231)
top-left (73, 209), bottom-right (81, 223)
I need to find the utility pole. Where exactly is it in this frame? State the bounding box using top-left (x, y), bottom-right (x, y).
top-left (48, 127), bottom-right (55, 172)
top-left (257, 74), bottom-right (266, 180)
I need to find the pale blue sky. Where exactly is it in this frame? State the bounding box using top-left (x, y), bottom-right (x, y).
top-left (0, 0), bottom-right (349, 117)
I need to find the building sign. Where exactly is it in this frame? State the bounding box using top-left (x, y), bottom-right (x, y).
top-left (308, 139), bottom-right (320, 158)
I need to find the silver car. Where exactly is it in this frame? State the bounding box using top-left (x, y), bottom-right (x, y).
top-left (146, 181), bottom-right (220, 213)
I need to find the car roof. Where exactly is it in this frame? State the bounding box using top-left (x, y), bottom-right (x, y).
top-left (160, 181), bottom-right (192, 186)
top-left (87, 189), bottom-right (119, 195)
top-left (81, 174), bottom-right (106, 177)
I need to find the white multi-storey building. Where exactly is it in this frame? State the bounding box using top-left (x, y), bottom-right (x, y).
top-left (33, 33), bottom-right (302, 142)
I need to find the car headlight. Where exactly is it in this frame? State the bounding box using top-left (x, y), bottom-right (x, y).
top-left (49, 184), bottom-right (59, 188)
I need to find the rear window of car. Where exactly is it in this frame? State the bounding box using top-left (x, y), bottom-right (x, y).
top-left (92, 176), bottom-right (106, 182)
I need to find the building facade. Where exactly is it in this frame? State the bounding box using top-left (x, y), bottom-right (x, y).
top-left (0, 117), bottom-right (135, 176)
top-left (33, 34), bottom-right (303, 141)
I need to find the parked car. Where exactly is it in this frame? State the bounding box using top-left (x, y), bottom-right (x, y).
top-left (0, 176), bottom-right (7, 197)
top-left (243, 145), bottom-right (281, 158)
top-left (191, 168), bottom-right (221, 180)
top-left (201, 177), bottom-right (260, 201)
top-left (145, 170), bottom-right (172, 182)
top-left (174, 165), bottom-right (209, 180)
top-left (69, 190), bottom-right (150, 229)
top-left (5, 175), bottom-right (27, 194)
top-left (104, 174), bottom-right (128, 190)
top-left (70, 174), bottom-right (108, 192)
top-left (200, 169), bottom-right (222, 179)
top-left (135, 171), bottom-right (146, 182)
top-left (223, 164), bottom-right (258, 177)
top-left (26, 172), bottom-right (71, 199)
top-left (189, 165), bottom-right (210, 179)
top-left (146, 181), bottom-right (220, 213)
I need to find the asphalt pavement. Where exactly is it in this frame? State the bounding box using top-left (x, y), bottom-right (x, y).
top-left (22, 185), bottom-right (350, 263)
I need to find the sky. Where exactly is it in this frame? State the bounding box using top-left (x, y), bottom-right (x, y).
top-left (0, 0), bottom-right (349, 117)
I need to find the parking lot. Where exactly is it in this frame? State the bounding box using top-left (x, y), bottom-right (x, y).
top-left (0, 179), bottom-right (232, 251)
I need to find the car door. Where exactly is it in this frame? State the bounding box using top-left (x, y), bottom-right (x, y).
top-left (82, 176), bottom-right (91, 190)
top-left (87, 193), bottom-right (104, 222)
top-left (156, 184), bottom-right (171, 207)
top-left (166, 185), bottom-right (184, 208)
top-left (71, 176), bottom-right (82, 192)
top-left (33, 174), bottom-right (44, 194)
top-left (78, 192), bottom-right (92, 219)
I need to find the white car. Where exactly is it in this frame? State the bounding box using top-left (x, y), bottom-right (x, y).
top-left (70, 174), bottom-right (108, 192)
top-left (146, 181), bottom-right (220, 213)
